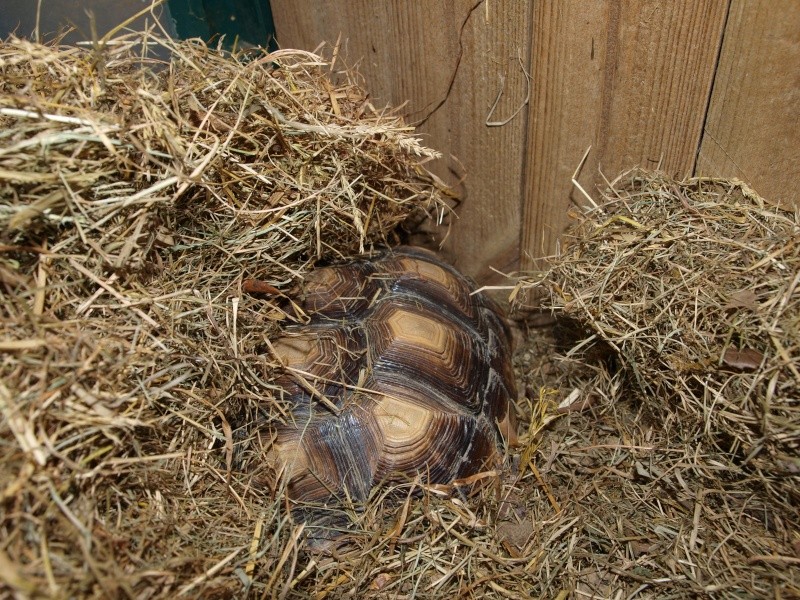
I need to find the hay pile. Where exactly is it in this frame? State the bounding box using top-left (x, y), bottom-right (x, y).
top-left (0, 30), bottom-right (450, 597)
top-left (2, 25), bottom-right (798, 599)
top-left (510, 331), bottom-right (800, 598)
top-left (499, 170), bottom-right (799, 597)
top-left (542, 171), bottom-right (799, 502)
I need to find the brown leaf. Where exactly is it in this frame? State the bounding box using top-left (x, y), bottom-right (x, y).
top-left (723, 289), bottom-right (758, 311)
top-left (369, 573), bottom-right (393, 591)
top-left (242, 278), bottom-right (281, 296)
top-left (722, 347), bottom-right (763, 371)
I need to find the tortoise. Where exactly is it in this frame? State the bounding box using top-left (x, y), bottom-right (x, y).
top-left (264, 246), bottom-right (517, 505)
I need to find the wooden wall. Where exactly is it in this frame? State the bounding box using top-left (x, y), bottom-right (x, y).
top-left (271, 0), bottom-right (800, 282)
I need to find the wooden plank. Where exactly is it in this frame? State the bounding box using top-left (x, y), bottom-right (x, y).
top-left (270, 2), bottom-right (458, 111)
top-left (696, 0), bottom-right (800, 208)
top-left (521, 1), bottom-right (728, 269)
top-left (270, 1), bottom-right (530, 282)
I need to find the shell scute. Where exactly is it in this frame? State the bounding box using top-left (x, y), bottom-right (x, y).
top-left (267, 247), bottom-right (517, 503)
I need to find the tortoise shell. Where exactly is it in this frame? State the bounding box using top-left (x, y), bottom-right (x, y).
top-left (268, 246), bottom-right (517, 503)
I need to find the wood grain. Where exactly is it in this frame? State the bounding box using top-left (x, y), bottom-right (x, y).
top-left (521, 1), bottom-right (728, 269)
top-left (696, 0), bottom-right (800, 208)
top-left (270, 0), bottom-right (531, 282)
top-left (269, 1), bottom-right (800, 274)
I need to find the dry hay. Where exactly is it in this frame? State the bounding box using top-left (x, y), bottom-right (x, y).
top-left (0, 29), bottom-right (453, 598)
top-left (509, 332), bottom-right (800, 599)
top-left (496, 169), bottom-right (799, 598)
top-left (540, 170), bottom-right (799, 503)
top-left (2, 23), bottom-right (798, 600)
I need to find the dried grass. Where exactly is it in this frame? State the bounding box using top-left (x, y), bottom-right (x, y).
top-left (0, 29), bottom-right (451, 598)
top-left (504, 170), bottom-right (799, 598)
top-left (510, 333), bottom-right (799, 598)
top-left (539, 171), bottom-right (799, 502)
top-left (2, 24), bottom-right (798, 600)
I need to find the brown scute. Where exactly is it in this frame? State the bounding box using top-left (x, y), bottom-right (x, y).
top-left (265, 246), bottom-right (517, 504)
top-left (299, 261), bottom-right (378, 320)
top-left (284, 403), bottom-right (382, 502)
top-left (272, 326), bottom-right (365, 411)
top-left (368, 302), bottom-right (489, 414)
top-left (456, 418), bottom-right (502, 476)
top-left (380, 253), bottom-right (479, 321)
top-left (373, 406), bottom-right (494, 484)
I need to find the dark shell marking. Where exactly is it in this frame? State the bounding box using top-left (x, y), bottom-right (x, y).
top-left (269, 246), bottom-right (517, 503)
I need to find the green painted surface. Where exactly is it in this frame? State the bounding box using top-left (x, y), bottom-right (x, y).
top-left (167, 0), bottom-right (276, 50)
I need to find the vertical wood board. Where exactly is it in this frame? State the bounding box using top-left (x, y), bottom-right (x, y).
top-left (270, 0), bottom-right (531, 282)
top-left (521, 0), bottom-right (729, 269)
top-left (269, 1), bottom-right (796, 275)
top-left (697, 0), bottom-right (800, 208)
